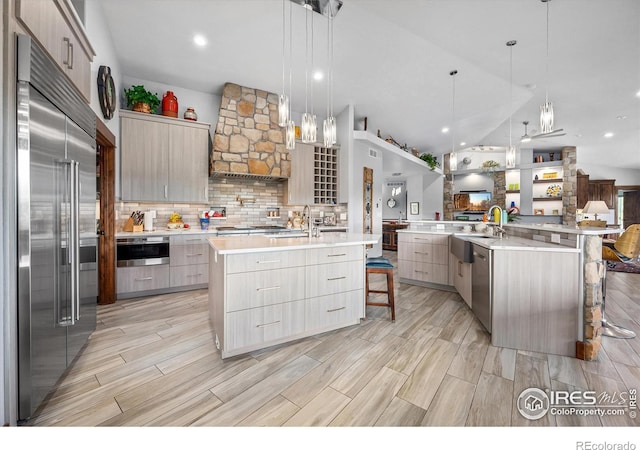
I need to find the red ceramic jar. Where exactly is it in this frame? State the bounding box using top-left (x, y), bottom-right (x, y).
top-left (162, 91), bottom-right (178, 118)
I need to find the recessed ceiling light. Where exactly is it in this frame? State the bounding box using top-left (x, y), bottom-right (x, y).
top-left (313, 71), bottom-right (323, 81)
top-left (616, 115), bottom-right (627, 120)
top-left (460, 142), bottom-right (466, 146)
top-left (604, 132), bottom-right (614, 138)
top-left (575, 134), bottom-right (583, 138)
top-left (636, 89), bottom-right (640, 98)
top-left (193, 34), bottom-right (207, 47)
top-left (441, 127), bottom-right (449, 133)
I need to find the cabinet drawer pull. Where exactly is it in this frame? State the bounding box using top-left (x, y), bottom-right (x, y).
top-left (414, 270), bottom-right (428, 274)
top-left (256, 320), bottom-right (281, 328)
top-left (256, 259), bottom-right (281, 264)
top-left (327, 276), bottom-right (346, 281)
top-left (413, 237), bottom-right (431, 241)
top-left (135, 277), bottom-right (153, 281)
top-left (327, 306), bottom-right (346, 313)
top-left (186, 238), bottom-right (202, 242)
top-left (414, 251), bottom-right (429, 255)
top-left (327, 253), bottom-right (347, 257)
top-left (187, 253), bottom-right (203, 257)
top-left (62, 37), bottom-right (70, 66)
top-left (256, 286), bottom-right (281, 292)
top-left (186, 273), bottom-right (203, 277)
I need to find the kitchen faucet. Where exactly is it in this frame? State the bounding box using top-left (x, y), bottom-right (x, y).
top-left (488, 205), bottom-right (505, 239)
top-left (302, 204), bottom-right (314, 237)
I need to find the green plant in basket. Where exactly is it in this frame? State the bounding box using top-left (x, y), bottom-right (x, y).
top-left (124, 85), bottom-right (160, 114)
top-left (419, 153), bottom-right (440, 171)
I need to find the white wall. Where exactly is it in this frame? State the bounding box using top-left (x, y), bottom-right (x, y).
top-left (421, 174), bottom-right (444, 220)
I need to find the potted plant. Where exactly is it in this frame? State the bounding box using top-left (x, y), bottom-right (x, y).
top-left (124, 85), bottom-right (160, 114)
top-left (419, 153), bottom-right (440, 171)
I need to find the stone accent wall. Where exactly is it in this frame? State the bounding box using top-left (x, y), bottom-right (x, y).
top-left (210, 83), bottom-right (291, 178)
top-left (562, 146), bottom-right (577, 226)
top-left (577, 235), bottom-right (605, 360)
top-left (492, 171), bottom-right (506, 209)
top-left (116, 178), bottom-right (346, 230)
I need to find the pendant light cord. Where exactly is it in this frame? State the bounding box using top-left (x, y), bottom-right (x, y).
top-left (305, 5), bottom-right (309, 114)
top-left (311, 11), bottom-right (314, 116)
top-left (545, 0), bottom-right (550, 104)
top-left (450, 70), bottom-right (457, 154)
top-left (281, 0), bottom-right (286, 95)
top-left (288, 1), bottom-right (293, 116)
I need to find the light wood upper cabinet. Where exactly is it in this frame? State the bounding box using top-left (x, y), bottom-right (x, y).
top-left (16, 0), bottom-right (95, 103)
top-left (120, 111), bottom-right (210, 203)
top-left (286, 143), bottom-right (315, 205)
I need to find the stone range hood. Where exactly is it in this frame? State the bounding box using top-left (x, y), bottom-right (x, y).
top-left (209, 83), bottom-right (291, 181)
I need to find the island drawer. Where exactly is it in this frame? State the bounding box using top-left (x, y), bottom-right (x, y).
top-left (305, 291), bottom-right (362, 332)
top-left (225, 300), bottom-right (306, 351)
top-left (398, 260), bottom-right (448, 285)
top-left (398, 233), bottom-right (449, 245)
top-left (225, 266), bottom-right (306, 312)
top-left (226, 249), bottom-right (306, 273)
top-left (306, 245), bottom-right (363, 265)
top-left (306, 260), bottom-right (364, 297)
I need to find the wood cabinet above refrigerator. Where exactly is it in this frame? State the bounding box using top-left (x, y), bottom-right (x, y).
top-left (16, 0), bottom-right (95, 103)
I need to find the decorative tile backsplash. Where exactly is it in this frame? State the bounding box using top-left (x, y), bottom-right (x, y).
top-left (116, 178), bottom-right (346, 230)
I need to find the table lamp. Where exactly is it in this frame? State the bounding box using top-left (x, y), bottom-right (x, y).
top-left (582, 200), bottom-right (609, 221)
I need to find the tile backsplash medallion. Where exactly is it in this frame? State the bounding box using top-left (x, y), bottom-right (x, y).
top-left (116, 178), bottom-right (347, 230)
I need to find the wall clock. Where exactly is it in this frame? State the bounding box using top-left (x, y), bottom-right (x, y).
top-left (97, 65), bottom-right (116, 120)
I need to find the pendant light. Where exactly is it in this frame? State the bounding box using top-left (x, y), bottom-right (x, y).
top-left (323, 2), bottom-right (337, 147)
top-left (449, 70), bottom-right (458, 172)
top-left (505, 40), bottom-right (517, 169)
top-left (539, 0), bottom-right (555, 134)
top-left (278, 0), bottom-right (289, 127)
top-left (301, 3), bottom-right (317, 143)
top-left (285, 0), bottom-right (295, 150)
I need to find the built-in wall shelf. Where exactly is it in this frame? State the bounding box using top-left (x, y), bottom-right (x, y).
top-left (533, 178), bottom-right (563, 184)
top-left (532, 197), bottom-right (563, 201)
top-left (506, 190), bottom-right (520, 194)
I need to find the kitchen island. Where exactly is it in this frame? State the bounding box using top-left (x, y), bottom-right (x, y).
top-left (207, 233), bottom-right (380, 358)
top-left (398, 220), bottom-right (619, 359)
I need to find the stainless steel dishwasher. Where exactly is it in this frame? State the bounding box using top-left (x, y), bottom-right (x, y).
top-left (471, 244), bottom-right (492, 333)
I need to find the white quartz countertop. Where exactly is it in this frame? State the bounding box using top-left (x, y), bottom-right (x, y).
top-left (462, 235), bottom-right (580, 252)
top-left (116, 229), bottom-right (218, 238)
top-left (504, 223), bottom-right (623, 235)
top-left (208, 233), bottom-right (380, 254)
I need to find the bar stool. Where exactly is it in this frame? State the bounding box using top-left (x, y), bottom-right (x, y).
top-left (365, 257), bottom-right (395, 322)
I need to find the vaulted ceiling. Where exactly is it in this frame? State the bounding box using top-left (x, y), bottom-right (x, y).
top-left (100, 0), bottom-right (640, 172)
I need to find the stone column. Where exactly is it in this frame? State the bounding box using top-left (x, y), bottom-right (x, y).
top-left (443, 154), bottom-right (455, 220)
top-left (562, 146), bottom-right (577, 226)
top-left (577, 235), bottom-right (604, 360)
top-left (492, 170), bottom-right (506, 209)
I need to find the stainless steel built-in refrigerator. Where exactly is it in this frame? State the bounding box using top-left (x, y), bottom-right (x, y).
top-left (16, 35), bottom-right (97, 421)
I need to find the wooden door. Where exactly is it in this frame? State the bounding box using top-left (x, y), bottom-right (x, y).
top-left (96, 118), bottom-right (116, 304)
top-left (623, 190), bottom-right (640, 229)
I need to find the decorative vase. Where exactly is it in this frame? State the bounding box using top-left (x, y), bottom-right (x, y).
top-left (162, 91), bottom-right (178, 118)
top-left (183, 107), bottom-right (197, 121)
top-left (132, 102), bottom-right (151, 114)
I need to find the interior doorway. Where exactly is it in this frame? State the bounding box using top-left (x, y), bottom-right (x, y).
top-left (618, 187), bottom-right (640, 229)
top-left (96, 118), bottom-right (116, 305)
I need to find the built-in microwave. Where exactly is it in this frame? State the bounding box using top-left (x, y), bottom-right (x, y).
top-left (116, 236), bottom-right (170, 267)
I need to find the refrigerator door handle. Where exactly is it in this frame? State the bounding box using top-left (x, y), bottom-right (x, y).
top-left (73, 161), bottom-right (81, 321)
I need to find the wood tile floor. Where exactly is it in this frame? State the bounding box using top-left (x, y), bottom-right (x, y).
top-left (28, 251), bottom-right (640, 427)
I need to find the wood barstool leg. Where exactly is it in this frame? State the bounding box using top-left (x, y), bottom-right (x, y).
top-left (387, 270), bottom-right (395, 322)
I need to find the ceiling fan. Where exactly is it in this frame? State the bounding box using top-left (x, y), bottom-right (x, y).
top-left (520, 120), bottom-right (565, 143)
